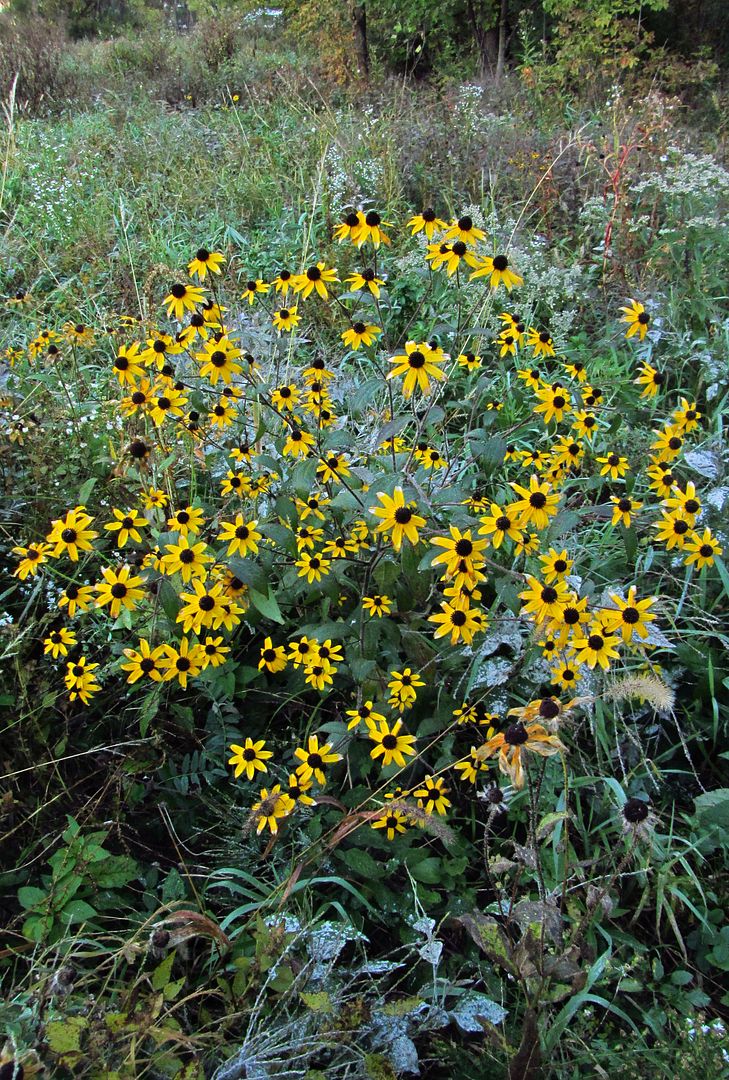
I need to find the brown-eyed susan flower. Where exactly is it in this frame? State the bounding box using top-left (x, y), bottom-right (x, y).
top-left (259, 637), bottom-right (287, 673)
top-left (534, 383), bottom-right (571, 424)
top-left (672, 398), bottom-right (702, 433)
top-left (159, 638), bottom-right (206, 688)
top-left (369, 718), bottom-right (417, 768)
top-left (177, 579), bottom-right (226, 634)
top-left (601, 587), bottom-right (657, 644)
top-left (647, 464), bottom-right (677, 498)
top-left (272, 269), bottom-right (295, 295)
top-left (161, 535), bottom-right (212, 581)
top-left (548, 594), bottom-right (590, 643)
top-left (288, 636), bottom-right (319, 667)
top-left (370, 487), bottom-right (426, 551)
top-left (469, 254), bottom-right (523, 290)
top-left (634, 361), bottom-right (665, 398)
top-left (271, 383), bottom-right (299, 410)
top-left (59, 582), bottom-right (94, 617)
top-left (345, 268), bottom-right (385, 297)
top-left (197, 339), bottom-right (244, 384)
top-left (13, 542), bottom-right (51, 579)
top-left (121, 639), bottom-right (166, 683)
top-left (662, 481), bottom-right (701, 524)
top-left (413, 775), bottom-right (451, 815)
top-left (456, 351), bottom-right (482, 370)
top-left (407, 208), bottom-right (447, 239)
top-left (294, 735), bottom-right (341, 785)
top-left (572, 625), bottom-right (621, 670)
top-left (362, 594), bottom-right (392, 618)
top-left (355, 210), bottom-right (392, 247)
top-left (121, 379), bottom-right (154, 417)
top-left (444, 214), bottom-right (486, 245)
top-left (64, 321), bottom-right (95, 346)
top-left (322, 534), bottom-right (358, 559)
top-left (209, 399), bottom-right (236, 430)
top-left (519, 575), bottom-right (571, 624)
top-left (228, 738), bottom-right (274, 781)
top-left (517, 366), bottom-right (543, 391)
top-left (440, 239), bottom-right (482, 276)
top-left (526, 328), bottom-right (555, 358)
top-left (650, 426), bottom-right (684, 463)
top-left (653, 510), bottom-right (691, 549)
top-left (509, 475), bottom-right (560, 531)
top-left (43, 627), bottom-right (77, 659)
top-left (218, 515), bottom-right (262, 557)
top-left (140, 332), bottom-right (182, 369)
top-left (149, 385), bottom-right (187, 427)
top-left (597, 452), bottom-right (630, 480)
top-left (64, 656), bottom-right (101, 705)
top-left (188, 248), bottom-right (224, 280)
top-left (610, 495), bottom-right (642, 528)
top-left (293, 262), bottom-right (338, 300)
top-left (95, 565), bottom-right (145, 618)
top-left (295, 550), bottom-right (331, 583)
top-left (240, 278), bottom-right (270, 304)
top-left (103, 508), bottom-right (148, 549)
top-left (539, 548), bottom-right (573, 583)
top-left (372, 808), bottom-right (409, 840)
top-left (346, 700), bottom-right (387, 729)
top-left (477, 503), bottom-right (524, 549)
top-left (429, 600), bottom-right (483, 645)
top-left (333, 210), bottom-right (365, 244)
top-left (387, 341), bottom-right (447, 398)
top-left (316, 453), bottom-right (351, 484)
top-left (571, 410), bottom-right (599, 440)
top-left (496, 330), bottom-right (519, 357)
top-left (167, 506), bottom-right (205, 536)
top-left (387, 668), bottom-right (424, 711)
top-left (113, 343), bottom-right (144, 386)
top-left (551, 662), bottom-right (582, 690)
top-left (620, 299), bottom-right (650, 340)
top-left (341, 322), bottom-right (382, 350)
top-left (684, 527), bottom-right (722, 569)
top-left (286, 771), bottom-right (315, 806)
top-left (476, 721), bottom-right (565, 788)
top-left (272, 306), bottom-right (301, 333)
top-left (295, 525), bottom-right (325, 550)
top-left (430, 527), bottom-right (488, 579)
top-left (563, 359), bottom-right (587, 382)
top-left (46, 506), bottom-right (98, 562)
top-left (251, 786), bottom-right (295, 835)
top-left (201, 638), bottom-right (230, 668)
top-left (304, 658), bottom-right (336, 691)
top-left (141, 488), bottom-right (169, 511)
top-left (164, 283), bottom-right (205, 320)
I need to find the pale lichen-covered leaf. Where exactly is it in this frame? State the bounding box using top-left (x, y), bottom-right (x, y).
top-left (449, 991), bottom-right (507, 1031)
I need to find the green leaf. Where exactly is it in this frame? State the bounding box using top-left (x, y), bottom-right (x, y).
top-left (249, 588), bottom-right (284, 624)
top-left (693, 789), bottom-right (729, 830)
top-left (152, 950), bottom-right (176, 990)
top-left (337, 847), bottom-right (385, 880)
top-left (61, 899), bottom-right (97, 924)
top-left (227, 556), bottom-right (269, 593)
top-left (18, 885), bottom-right (47, 910)
top-left (409, 856), bottom-right (442, 884)
top-left (300, 991), bottom-right (334, 1013)
top-left (47, 1015), bottom-right (87, 1054)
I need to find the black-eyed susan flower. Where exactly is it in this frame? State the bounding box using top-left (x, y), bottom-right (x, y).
top-left (345, 268), bottom-right (385, 297)
top-left (258, 637), bottom-right (287, 673)
top-left (477, 503), bottom-right (524, 549)
top-left (161, 535), bottom-right (212, 581)
top-left (12, 542), bottom-right (51, 579)
top-left (46, 506), bottom-right (98, 561)
top-left (159, 638), bottom-right (205, 688)
top-left (684, 527), bottom-right (722, 569)
top-left (333, 210), bottom-right (365, 244)
top-left (271, 384), bottom-right (299, 411)
top-left (228, 738), bottom-right (273, 781)
top-left (288, 636), bottom-right (319, 667)
top-left (387, 668), bottom-right (424, 712)
top-left (368, 718), bottom-right (417, 768)
top-left (346, 700), bottom-right (386, 730)
top-left (672, 398), bottom-right (702, 433)
top-left (141, 488), bottom-right (169, 511)
top-left (64, 321), bottom-right (95, 346)
top-left (519, 575), bottom-right (571, 624)
top-left (597, 452), bottom-right (630, 480)
top-left (371, 808), bottom-right (409, 840)
top-left (271, 305), bottom-right (301, 333)
top-left (551, 662), bottom-right (582, 690)
top-left (430, 527), bottom-right (488, 579)
top-left (407, 208), bottom-right (447, 239)
top-left (444, 214), bottom-right (486, 245)
top-left (610, 495), bottom-right (642, 528)
top-left (322, 534), bottom-right (358, 559)
top-left (272, 269), bottom-right (295, 295)
top-left (251, 785), bottom-right (295, 835)
top-left (572, 625), bottom-right (621, 670)
top-left (293, 262), bottom-right (338, 300)
top-left (295, 550), bottom-right (331, 584)
top-left (43, 627), bottom-right (77, 659)
top-left (620, 299), bottom-right (650, 340)
top-left (317, 453), bottom-right (351, 484)
top-left (113, 343), bottom-right (144, 386)
top-left (295, 525), bottom-right (324, 550)
top-left (64, 656), bottom-right (101, 705)
top-left (563, 359), bottom-right (587, 382)
top-left (509, 475), bottom-right (560, 531)
top-left (496, 330), bottom-right (519, 358)
top-left (356, 210), bottom-right (392, 248)
top-left (149, 385), bottom-right (187, 427)
top-left (634, 361), bottom-right (665, 398)
top-left (370, 487), bottom-right (426, 551)
top-left (167, 506), bottom-right (205, 537)
top-left (547, 594), bottom-right (590, 644)
top-left (662, 481), bottom-right (701, 524)
top-left (121, 639), bottom-right (166, 683)
top-left (209, 399), bottom-right (236, 431)
top-left (188, 248), bottom-right (224, 280)
top-left (341, 322), bottom-right (382, 350)
top-left (218, 515), bottom-right (261, 558)
top-left (572, 410), bottom-right (599, 440)
top-left (59, 582), bottom-right (94, 617)
top-left (121, 379), bottom-right (154, 417)
top-left (517, 366), bottom-right (543, 391)
top-left (164, 282), bottom-right (205, 320)
top-left (95, 565), bottom-right (145, 618)
top-left (456, 351), bottom-right (482, 371)
top-left (303, 658), bottom-right (336, 691)
top-left (538, 548), bottom-right (573, 583)
top-left (103, 508), bottom-right (148, 548)
top-left (413, 775), bottom-right (451, 815)
top-left (453, 747), bottom-right (488, 784)
top-left (534, 383), bottom-right (571, 424)
top-left (469, 253), bottom-right (523, 290)
top-left (429, 600), bottom-right (483, 645)
top-left (387, 341), bottom-right (447, 398)
top-left (240, 278), bottom-right (270, 304)
top-left (197, 339), bottom-right (244, 384)
top-left (526, 328), bottom-right (555, 358)
top-left (601, 587), bottom-right (657, 644)
top-left (286, 771), bottom-right (315, 806)
top-left (475, 721), bottom-right (565, 788)
top-left (362, 594), bottom-right (392, 618)
top-left (294, 735), bottom-right (341, 785)
top-left (653, 510), bottom-right (691, 549)
top-left (650, 426), bottom-right (684, 463)
top-left (177, 579), bottom-right (226, 634)
top-left (438, 239), bottom-right (481, 276)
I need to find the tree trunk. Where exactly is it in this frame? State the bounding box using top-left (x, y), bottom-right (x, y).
top-left (495, 0), bottom-right (508, 82)
top-left (351, 3), bottom-right (369, 80)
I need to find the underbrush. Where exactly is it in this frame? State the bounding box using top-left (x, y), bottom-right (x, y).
top-left (1, 62), bottom-right (729, 1080)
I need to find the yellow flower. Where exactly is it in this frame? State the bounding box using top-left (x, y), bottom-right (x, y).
top-left (43, 627), bottom-right (77, 659)
top-left (362, 594), bottom-right (392, 618)
top-left (272, 306), bottom-right (301, 333)
top-left (600, 587), bottom-right (657, 644)
top-left (478, 503), bottom-right (524, 549)
top-left (662, 482), bottom-right (700, 524)
top-left (240, 278), bottom-right (270, 304)
top-left (526, 328), bottom-right (555, 358)
top-left (370, 487), bottom-right (426, 551)
top-left (345, 269), bottom-right (385, 297)
top-left (197, 338), bottom-right (244, 384)
top-left (371, 808), bottom-right (409, 840)
top-left (368, 718), bottom-right (417, 767)
top-left (413, 775), bottom-right (451, 815)
top-left (159, 638), bottom-right (206, 688)
top-left (95, 565), bottom-right (146, 619)
top-left (103, 508), bottom-right (148, 548)
top-left (620, 299), bottom-right (650, 340)
top-left (387, 341), bottom-right (447, 398)
top-left (121, 639), bottom-right (167, 683)
top-left (46, 506), bottom-right (98, 561)
top-left (469, 253), bottom-right (523, 290)
top-left (12, 542), bottom-right (51, 579)
top-left (430, 527), bottom-right (488, 579)
top-left (164, 282), bottom-right (205, 320)
top-left (444, 214), bottom-right (486, 245)
top-left (476, 721), bottom-right (565, 788)
top-left (58, 583), bottom-right (94, 617)
top-left (259, 637), bottom-right (287, 673)
top-left (572, 625), bottom-right (621, 670)
top-left (534, 383), bottom-right (571, 424)
top-left (634, 361), bottom-right (665, 398)
top-left (610, 495), bottom-right (642, 528)
top-left (188, 248), bottom-right (225, 280)
top-left (292, 262), bottom-right (339, 300)
top-left (228, 738), bottom-right (274, 781)
top-left (294, 735), bottom-right (341, 785)
top-left (684, 528), bottom-right (722, 570)
top-left (141, 488), bottom-right (169, 511)
top-left (341, 322), bottom-right (382, 350)
top-left (354, 210), bottom-right (392, 248)
top-left (177, 579), bottom-right (226, 634)
top-left (160, 535), bottom-right (212, 581)
top-left (509, 475), bottom-right (560, 531)
top-left (596, 452), bottom-right (630, 480)
top-left (295, 550), bottom-right (331, 583)
top-left (519, 575), bottom-right (571, 624)
top-left (64, 656), bottom-right (101, 705)
top-left (346, 700), bottom-right (387, 730)
top-left (429, 601), bottom-right (483, 645)
top-left (113, 343), bottom-right (144, 386)
top-left (167, 506), bottom-right (205, 537)
top-left (251, 785), bottom-right (295, 835)
top-left (407, 208), bottom-right (447, 239)
top-left (217, 516), bottom-right (262, 557)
